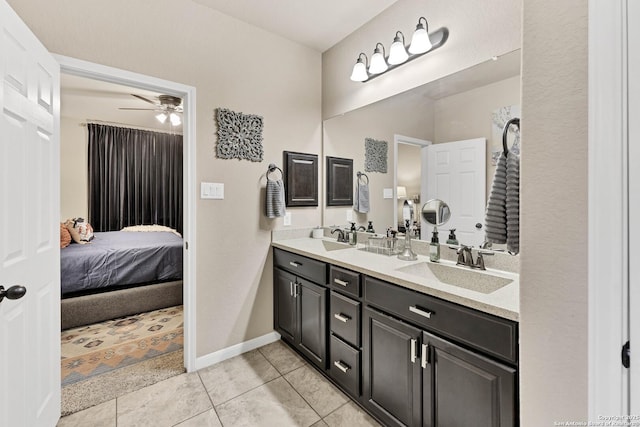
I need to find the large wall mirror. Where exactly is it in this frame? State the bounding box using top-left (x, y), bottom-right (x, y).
top-left (322, 49), bottom-right (521, 250)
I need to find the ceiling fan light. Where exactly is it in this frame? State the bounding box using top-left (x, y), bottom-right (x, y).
top-left (156, 112), bottom-right (168, 124)
top-left (169, 112), bottom-right (181, 126)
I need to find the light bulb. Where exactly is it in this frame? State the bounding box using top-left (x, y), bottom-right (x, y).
top-left (369, 44), bottom-right (388, 75)
top-left (409, 18), bottom-right (433, 54)
top-left (169, 112), bottom-right (181, 126)
top-left (388, 32), bottom-right (408, 65)
top-left (350, 56), bottom-right (368, 82)
top-left (155, 112), bottom-right (168, 124)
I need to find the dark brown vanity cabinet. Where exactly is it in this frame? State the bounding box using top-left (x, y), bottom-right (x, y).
top-left (273, 249), bottom-right (328, 369)
top-left (363, 276), bottom-right (518, 427)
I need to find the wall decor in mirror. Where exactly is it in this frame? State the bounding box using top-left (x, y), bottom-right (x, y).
top-left (326, 156), bottom-right (353, 206)
top-left (283, 151), bottom-right (318, 207)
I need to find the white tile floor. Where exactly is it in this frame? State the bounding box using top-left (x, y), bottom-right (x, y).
top-left (57, 340), bottom-right (382, 427)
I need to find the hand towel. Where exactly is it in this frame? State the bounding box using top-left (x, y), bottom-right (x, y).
top-left (484, 152), bottom-right (508, 244)
top-left (506, 150), bottom-right (520, 254)
top-left (266, 178), bottom-right (286, 218)
top-left (354, 180), bottom-right (370, 213)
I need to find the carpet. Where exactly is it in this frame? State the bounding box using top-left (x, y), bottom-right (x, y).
top-left (61, 305), bottom-right (183, 386)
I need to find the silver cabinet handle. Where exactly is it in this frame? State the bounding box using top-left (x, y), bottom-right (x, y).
top-left (333, 278), bottom-right (349, 287)
top-left (289, 261), bottom-right (301, 267)
top-left (333, 313), bottom-right (350, 323)
top-left (421, 343), bottom-right (429, 369)
top-left (409, 305), bottom-right (433, 319)
top-left (289, 281), bottom-right (293, 297)
top-left (293, 282), bottom-right (298, 298)
top-left (410, 339), bottom-right (418, 363)
top-left (334, 360), bottom-right (350, 373)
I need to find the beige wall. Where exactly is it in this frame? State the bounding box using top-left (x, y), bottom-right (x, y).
top-left (60, 116), bottom-right (88, 221)
top-left (9, 0), bottom-right (322, 357)
top-left (321, 0), bottom-right (521, 119)
top-left (520, 0), bottom-right (588, 423)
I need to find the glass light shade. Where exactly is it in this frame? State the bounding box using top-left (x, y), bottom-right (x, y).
top-left (155, 112), bottom-right (168, 124)
top-left (169, 112), bottom-right (181, 126)
top-left (369, 48), bottom-right (388, 75)
top-left (350, 59), bottom-right (368, 82)
top-left (388, 37), bottom-right (409, 65)
top-left (409, 25), bottom-right (432, 54)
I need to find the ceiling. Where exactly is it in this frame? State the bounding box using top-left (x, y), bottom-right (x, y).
top-left (192, 0), bottom-right (399, 52)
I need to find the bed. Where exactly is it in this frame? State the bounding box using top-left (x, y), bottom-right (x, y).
top-left (60, 230), bottom-right (184, 329)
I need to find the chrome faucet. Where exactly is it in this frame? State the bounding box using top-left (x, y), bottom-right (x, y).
top-left (456, 245), bottom-right (474, 267)
top-left (331, 228), bottom-right (348, 243)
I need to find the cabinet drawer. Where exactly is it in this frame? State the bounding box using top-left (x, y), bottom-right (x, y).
top-left (330, 291), bottom-right (360, 347)
top-left (274, 248), bottom-right (326, 284)
top-left (329, 265), bottom-right (360, 297)
top-left (364, 276), bottom-right (518, 364)
top-left (329, 334), bottom-right (361, 397)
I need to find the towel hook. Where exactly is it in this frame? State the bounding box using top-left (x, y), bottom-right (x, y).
top-left (502, 117), bottom-right (520, 155)
top-left (357, 171), bottom-right (369, 184)
top-left (267, 163), bottom-right (283, 180)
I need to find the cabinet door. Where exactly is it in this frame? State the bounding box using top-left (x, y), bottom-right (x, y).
top-left (274, 268), bottom-right (297, 343)
top-left (422, 331), bottom-right (516, 427)
top-left (297, 277), bottom-right (328, 369)
top-left (363, 307), bottom-right (422, 427)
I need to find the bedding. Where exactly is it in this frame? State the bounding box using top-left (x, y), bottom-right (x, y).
top-left (60, 230), bottom-right (183, 297)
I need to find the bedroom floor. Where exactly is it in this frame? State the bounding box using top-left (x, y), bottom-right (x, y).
top-left (57, 340), bottom-right (381, 427)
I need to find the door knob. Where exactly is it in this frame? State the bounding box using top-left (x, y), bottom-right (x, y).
top-left (0, 285), bottom-right (27, 303)
top-left (475, 223), bottom-right (483, 229)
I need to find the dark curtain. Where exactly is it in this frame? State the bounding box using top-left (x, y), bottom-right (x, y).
top-left (88, 124), bottom-right (183, 234)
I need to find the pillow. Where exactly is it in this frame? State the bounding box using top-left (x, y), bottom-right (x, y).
top-left (64, 218), bottom-right (94, 244)
top-left (60, 223), bottom-right (71, 248)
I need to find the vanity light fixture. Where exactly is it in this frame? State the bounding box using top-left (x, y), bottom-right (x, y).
top-left (349, 16), bottom-right (448, 83)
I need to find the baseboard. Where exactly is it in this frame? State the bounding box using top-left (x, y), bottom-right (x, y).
top-left (194, 331), bottom-right (281, 371)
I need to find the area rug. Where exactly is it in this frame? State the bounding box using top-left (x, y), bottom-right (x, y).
top-left (61, 305), bottom-right (184, 386)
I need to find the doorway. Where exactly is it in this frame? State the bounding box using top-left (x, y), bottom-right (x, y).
top-left (56, 55), bottom-right (197, 375)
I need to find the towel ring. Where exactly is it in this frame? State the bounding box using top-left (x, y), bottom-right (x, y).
top-left (502, 117), bottom-right (520, 155)
top-left (267, 163), bottom-right (283, 180)
top-left (357, 171), bottom-right (369, 185)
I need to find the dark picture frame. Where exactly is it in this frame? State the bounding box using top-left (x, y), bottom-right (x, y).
top-left (326, 156), bottom-right (353, 206)
top-left (283, 151), bottom-right (318, 207)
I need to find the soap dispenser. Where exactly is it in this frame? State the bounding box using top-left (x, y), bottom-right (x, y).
top-left (430, 227), bottom-right (440, 262)
top-left (446, 229), bottom-right (458, 245)
top-left (349, 222), bottom-right (357, 245)
top-left (366, 221), bottom-right (375, 233)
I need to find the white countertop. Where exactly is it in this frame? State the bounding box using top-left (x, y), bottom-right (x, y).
top-left (272, 237), bottom-right (519, 322)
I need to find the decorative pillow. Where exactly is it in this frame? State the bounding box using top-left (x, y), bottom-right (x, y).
top-left (60, 223), bottom-right (71, 248)
top-left (64, 218), bottom-right (94, 244)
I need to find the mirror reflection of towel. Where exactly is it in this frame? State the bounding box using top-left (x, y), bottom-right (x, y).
top-left (266, 179), bottom-right (286, 218)
top-left (354, 181), bottom-right (370, 213)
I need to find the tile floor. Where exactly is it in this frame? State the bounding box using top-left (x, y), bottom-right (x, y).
top-left (57, 340), bottom-right (382, 427)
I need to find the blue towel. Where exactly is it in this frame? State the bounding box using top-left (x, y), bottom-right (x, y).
top-left (354, 180), bottom-right (370, 213)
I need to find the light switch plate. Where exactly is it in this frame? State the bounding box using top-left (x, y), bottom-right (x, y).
top-left (283, 212), bottom-right (292, 226)
top-left (383, 188), bottom-right (393, 199)
top-left (201, 182), bottom-right (224, 199)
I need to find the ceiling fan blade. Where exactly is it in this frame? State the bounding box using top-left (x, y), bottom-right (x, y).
top-left (131, 94), bottom-right (157, 105)
top-left (118, 107), bottom-right (158, 111)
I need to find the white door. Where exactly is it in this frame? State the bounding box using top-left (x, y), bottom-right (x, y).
top-left (0, 1), bottom-right (61, 426)
top-left (426, 138), bottom-right (486, 247)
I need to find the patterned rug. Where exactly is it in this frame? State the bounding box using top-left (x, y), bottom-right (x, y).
top-left (61, 305), bottom-right (183, 386)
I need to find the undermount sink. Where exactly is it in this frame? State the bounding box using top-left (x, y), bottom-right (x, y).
top-left (321, 240), bottom-right (354, 251)
top-left (395, 262), bottom-right (513, 294)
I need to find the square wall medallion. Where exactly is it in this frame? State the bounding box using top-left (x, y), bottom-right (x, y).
top-left (216, 108), bottom-right (264, 161)
top-left (365, 137), bottom-right (388, 173)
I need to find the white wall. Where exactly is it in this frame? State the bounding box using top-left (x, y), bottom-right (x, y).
top-left (8, 0), bottom-right (322, 357)
top-left (60, 116), bottom-right (88, 221)
top-left (520, 0), bottom-right (589, 423)
top-left (322, 0), bottom-right (521, 119)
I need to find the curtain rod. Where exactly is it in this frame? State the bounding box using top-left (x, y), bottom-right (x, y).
top-left (82, 119), bottom-right (183, 136)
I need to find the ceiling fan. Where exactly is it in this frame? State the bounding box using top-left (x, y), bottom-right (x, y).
top-left (119, 94), bottom-right (183, 126)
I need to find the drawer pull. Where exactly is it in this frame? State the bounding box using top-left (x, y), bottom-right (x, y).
top-left (409, 305), bottom-right (433, 319)
top-left (410, 339), bottom-right (418, 363)
top-left (289, 261), bottom-right (301, 267)
top-left (334, 278), bottom-right (349, 287)
top-left (334, 360), bottom-right (350, 373)
top-left (333, 313), bottom-right (350, 323)
top-left (421, 343), bottom-right (429, 369)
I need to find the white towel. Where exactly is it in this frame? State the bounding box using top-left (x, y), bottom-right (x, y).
top-left (506, 151), bottom-right (520, 254)
top-left (485, 153), bottom-right (507, 244)
top-left (266, 179), bottom-right (286, 218)
top-left (354, 181), bottom-right (370, 213)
